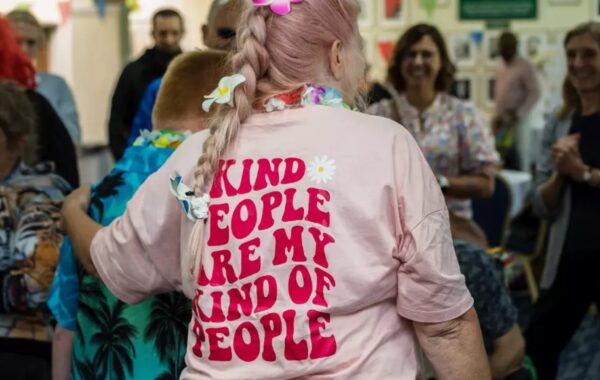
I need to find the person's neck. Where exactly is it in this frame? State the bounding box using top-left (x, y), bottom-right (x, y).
top-left (405, 86), bottom-right (437, 113)
top-left (0, 157), bottom-right (19, 182)
top-left (579, 91), bottom-right (600, 116)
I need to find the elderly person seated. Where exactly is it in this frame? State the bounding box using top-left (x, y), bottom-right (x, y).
top-left (0, 81), bottom-right (70, 380)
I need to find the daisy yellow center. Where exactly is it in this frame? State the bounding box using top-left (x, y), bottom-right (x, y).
top-left (318, 166), bottom-right (325, 173)
top-left (219, 86), bottom-right (229, 97)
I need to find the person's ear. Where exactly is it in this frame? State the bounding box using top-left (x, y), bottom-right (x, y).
top-left (328, 40), bottom-right (344, 81)
top-left (202, 24), bottom-right (209, 46)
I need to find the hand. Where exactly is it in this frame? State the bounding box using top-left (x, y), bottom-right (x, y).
top-left (551, 134), bottom-right (586, 181)
top-left (492, 111), bottom-right (517, 133)
top-left (61, 185), bottom-right (92, 229)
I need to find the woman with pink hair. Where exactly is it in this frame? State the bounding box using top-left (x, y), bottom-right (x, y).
top-left (62, 1), bottom-right (489, 378)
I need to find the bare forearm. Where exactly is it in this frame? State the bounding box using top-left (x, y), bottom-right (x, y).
top-left (52, 326), bottom-right (74, 380)
top-left (539, 173), bottom-right (564, 211)
top-left (63, 204), bottom-right (102, 275)
top-left (415, 308), bottom-right (491, 380)
top-left (446, 175), bottom-right (495, 199)
top-left (489, 325), bottom-right (526, 379)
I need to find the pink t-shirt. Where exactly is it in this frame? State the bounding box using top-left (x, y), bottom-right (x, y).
top-left (91, 106), bottom-right (473, 379)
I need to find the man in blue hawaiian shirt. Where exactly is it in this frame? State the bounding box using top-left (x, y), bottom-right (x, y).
top-left (48, 50), bottom-right (228, 380)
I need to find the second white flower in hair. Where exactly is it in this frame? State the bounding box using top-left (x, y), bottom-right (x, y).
top-left (202, 74), bottom-right (247, 112)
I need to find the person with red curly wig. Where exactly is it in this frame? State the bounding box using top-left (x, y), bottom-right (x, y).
top-left (0, 17), bottom-right (36, 89)
top-left (0, 16), bottom-right (79, 189)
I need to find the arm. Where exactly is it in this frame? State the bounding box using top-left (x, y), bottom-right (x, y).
top-left (52, 325), bottom-right (74, 380)
top-left (490, 325), bottom-right (525, 379)
top-left (515, 63), bottom-right (541, 120)
top-left (61, 185), bottom-right (101, 276)
top-left (446, 174), bottom-right (495, 199)
top-left (453, 105), bottom-right (500, 199)
top-left (414, 308), bottom-right (491, 380)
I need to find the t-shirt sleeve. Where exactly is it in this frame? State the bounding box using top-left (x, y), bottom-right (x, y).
top-left (458, 104), bottom-right (500, 176)
top-left (91, 131), bottom-right (208, 304)
top-left (392, 129), bottom-right (474, 323)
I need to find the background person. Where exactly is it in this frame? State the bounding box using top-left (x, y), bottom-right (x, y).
top-left (369, 23), bottom-right (500, 248)
top-left (108, 8), bottom-right (185, 160)
top-left (0, 16), bottom-right (79, 189)
top-left (7, 9), bottom-right (81, 144)
top-left (0, 81), bottom-right (70, 380)
top-left (526, 22), bottom-right (600, 380)
top-left (126, 0), bottom-right (247, 146)
top-left (493, 32), bottom-right (540, 171)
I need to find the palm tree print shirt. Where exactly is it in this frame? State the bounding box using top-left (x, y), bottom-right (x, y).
top-left (48, 131), bottom-right (191, 380)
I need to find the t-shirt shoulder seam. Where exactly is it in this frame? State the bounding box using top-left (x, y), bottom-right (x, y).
top-left (407, 208), bottom-right (447, 233)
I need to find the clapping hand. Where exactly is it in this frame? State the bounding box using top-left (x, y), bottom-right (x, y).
top-left (551, 134), bottom-right (586, 181)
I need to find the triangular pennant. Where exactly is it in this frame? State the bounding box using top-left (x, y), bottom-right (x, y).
top-left (58, 1), bottom-right (72, 24)
top-left (378, 41), bottom-right (395, 63)
top-left (95, 0), bottom-right (107, 17)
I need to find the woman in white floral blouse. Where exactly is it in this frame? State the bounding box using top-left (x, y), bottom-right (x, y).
top-left (369, 24), bottom-right (500, 246)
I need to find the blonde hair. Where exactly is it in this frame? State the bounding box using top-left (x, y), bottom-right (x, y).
top-left (153, 49), bottom-right (228, 128)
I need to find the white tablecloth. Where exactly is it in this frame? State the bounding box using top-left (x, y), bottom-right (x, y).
top-left (500, 169), bottom-right (533, 217)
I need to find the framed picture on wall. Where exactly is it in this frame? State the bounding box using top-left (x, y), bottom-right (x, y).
top-left (593, 0), bottom-right (600, 20)
top-left (485, 32), bottom-right (501, 66)
top-left (450, 33), bottom-right (476, 67)
top-left (520, 33), bottom-right (548, 62)
top-left (358, 0), bottom-right (375, 28)
top-left (483, 74), bottom-right (496, 110)
top-left (378, 0), bottom-right (406, 27)
top-left (450, 74), bottom-right (476, 102)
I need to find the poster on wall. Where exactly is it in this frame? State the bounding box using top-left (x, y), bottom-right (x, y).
top-left (520, 33), bottom-right (548, 63)
top-left (451, 75), bottom-right (475, 102)
top-left (460, 0), bottom-right (537, 20)
top-left (485, 32), bottom-right (501, 66)
top-left (450, 33), bottom-right (477, 67)
top-left (379, 0), bottom-right (405, 27)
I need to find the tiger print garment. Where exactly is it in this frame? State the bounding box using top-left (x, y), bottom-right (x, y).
top-left (0, 162), bottom-right (70, 341)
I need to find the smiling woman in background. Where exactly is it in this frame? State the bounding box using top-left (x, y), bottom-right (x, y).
top-left (369, 23), bottom-right (500, 248)
top-left (526, 21), bottom-right (600, 380)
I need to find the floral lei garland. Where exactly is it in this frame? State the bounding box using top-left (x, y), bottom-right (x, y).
top-left (264, 84), bottom-right (354, 112)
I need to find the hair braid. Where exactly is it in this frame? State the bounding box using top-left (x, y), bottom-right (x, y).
top-left (194, 8), bottom-right (271, 195)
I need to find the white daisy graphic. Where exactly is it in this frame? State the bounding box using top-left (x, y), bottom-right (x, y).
top-left (308, 155), bottom-right (336, 184)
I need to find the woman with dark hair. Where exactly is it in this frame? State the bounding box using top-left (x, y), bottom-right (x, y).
top-left (369, 23), bottom-right (499, 247)
top-left (0, 16), bottom-right (79, 189)
top-left (526, 21), bottom-right (600, 379)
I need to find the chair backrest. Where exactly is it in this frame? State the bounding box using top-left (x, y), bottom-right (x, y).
top-left (472, 175), bottom-right (513, 247)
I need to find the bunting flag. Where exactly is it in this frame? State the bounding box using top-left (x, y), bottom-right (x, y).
top-left (14, 3), bottom-right (33, 11)
top-left (377, 41), bottom-right (395, 63)
top-left (421, 0), bottom-right (437, 17)
top-left (125, 0), bottom-right (140, 12)
top-left (470, 31), bottom-right (484, 47)
top-left (58, 0), bottom-right (72, 24)
top-left (94, 0), bottom-right (106, 17)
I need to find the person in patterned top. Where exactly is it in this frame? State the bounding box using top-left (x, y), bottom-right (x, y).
top-left (369, 24), bottom-right (500, 248)
top-left (47, 50), bottom-right (229, 380)
top-left (0, 81), bottom-right (70, 380)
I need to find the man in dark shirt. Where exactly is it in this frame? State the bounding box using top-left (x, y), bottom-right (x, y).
top-left (108, 8), bottom-right (184, 160)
